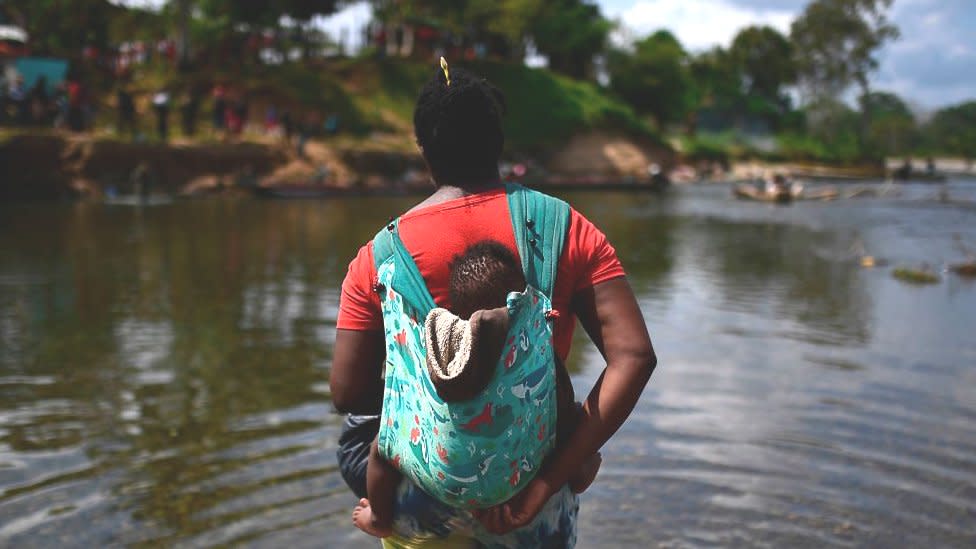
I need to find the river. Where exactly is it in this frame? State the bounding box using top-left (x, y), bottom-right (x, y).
top-left (1, 181), bottom-right (975, 547)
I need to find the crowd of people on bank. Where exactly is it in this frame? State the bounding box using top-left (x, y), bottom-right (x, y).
top-left (0, 73), bottom-right (97, 132)
top-left (2, 71), bottom-right (339, 154)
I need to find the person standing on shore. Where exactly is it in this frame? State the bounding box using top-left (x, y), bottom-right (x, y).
top-left (296, 113), bottom-right (313, 158)
top-left (152, 89), bottom-right (171, 142)
top-left (28, 76), bottom-right (49, 125)
top-left (66, 78), bottom-right (85, 132)
top-left (10, 76), bottom-right (27, 125)
top-left (211, 84), bottom-right (226, 133)
top-left (117, 87), bottom-right (137, 140)
top-left (181, 90), bottom-right (199, 137)
top-left (280, 110), bottom-right (294, 143)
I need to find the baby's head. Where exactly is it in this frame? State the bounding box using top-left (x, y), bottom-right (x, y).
top-left (448, 240), bottom-right (525, 319)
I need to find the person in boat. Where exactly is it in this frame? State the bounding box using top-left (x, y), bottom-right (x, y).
top-left (894, 158), bottom-right (913, 180)
top-left (331, 59), bottom-right (656, 547)
top-left (647, 163), bottom-right (669, 188)
top-left (764, 173), bottom-right (790, 196)
top-left (351, 240), bottom-right (601, 538)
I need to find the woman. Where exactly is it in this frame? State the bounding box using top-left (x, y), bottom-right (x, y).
top-left (331, 63), bottom-right (656, 547)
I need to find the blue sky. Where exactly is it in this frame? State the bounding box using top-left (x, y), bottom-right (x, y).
top-left (114, 0), bottom-right (974, 110)
top-left (597, 0), bottom-right (976, 110)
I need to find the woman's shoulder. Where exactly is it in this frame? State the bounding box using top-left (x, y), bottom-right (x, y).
top-left (345, 240), bottom-right (376, 279)
top-left (560, 206), bottom-right (626, 290)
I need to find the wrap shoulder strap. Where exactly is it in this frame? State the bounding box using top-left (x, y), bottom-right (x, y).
top-left (371, 219), bottom-right (437, 314)
top-left (505, 183), bottom-right (571, 300)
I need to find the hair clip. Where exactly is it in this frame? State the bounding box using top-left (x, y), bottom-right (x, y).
top-left (440, 56), bottom-right (451, 86)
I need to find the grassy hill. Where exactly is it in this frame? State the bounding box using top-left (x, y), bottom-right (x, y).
top-left (138, 57), bottom-right (663, 154)
top-left (331, 58), bottom-right (658, 150)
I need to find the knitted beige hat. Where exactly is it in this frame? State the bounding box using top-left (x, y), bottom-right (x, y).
top-left (424, 306), bottom-right (510, 402)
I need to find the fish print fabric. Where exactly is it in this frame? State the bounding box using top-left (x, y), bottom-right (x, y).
top-left (375, 258), bottom-right (558, 510)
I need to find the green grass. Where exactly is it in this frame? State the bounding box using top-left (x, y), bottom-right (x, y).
top-left (892, 267), bottom-right (940, 285)
top-left (675, 130), bottom-right (875, 165)
top-left (333, 58), bottom-right (661, 150)
top-left (12, 58), bottom-right (663, 153)
top-left (470, 61), bottom-right (657, 149)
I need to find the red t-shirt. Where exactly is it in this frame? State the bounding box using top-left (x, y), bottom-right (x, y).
top-left (337, 188), bottom-right (625, 361)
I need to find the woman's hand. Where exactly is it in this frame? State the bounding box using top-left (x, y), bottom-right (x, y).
top-left (472, 475), bottom-right (558, 534)
top-left (476, 277), bottom-right (656, 535)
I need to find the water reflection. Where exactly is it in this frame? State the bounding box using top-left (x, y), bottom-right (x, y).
top-left (1, 187), bottom-right (975, 547)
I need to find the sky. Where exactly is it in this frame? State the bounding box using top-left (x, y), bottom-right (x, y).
top-left (598, 0), bottom-right (976, 110)
top-left (112, 0), bottom-right (974, 110)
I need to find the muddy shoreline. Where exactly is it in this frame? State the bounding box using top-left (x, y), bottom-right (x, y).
top-left (0, 131), bottom-right (895, 201)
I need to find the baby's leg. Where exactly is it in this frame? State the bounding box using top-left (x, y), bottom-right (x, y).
top-left (352, 437), bottom-right (400, 538)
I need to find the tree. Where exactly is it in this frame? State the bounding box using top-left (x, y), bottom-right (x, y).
top-left (279, 0), bottom-right (342, 59)
top-left (803, 96), bottom-right (864, 161)
top-left (464, 0), bottom-right (540, 62)
top-left (687, 47), bottom-right (744, 133)
top-left (175, 0), bottom-right (192, 67)
top-left (607, 30), bottom-right (693, 129)
top-left (729, 26), bottom-right (796, 105)
top-left (5, 0), bottom-right (116, 57)
top-left (925, 102), bottom-right (976, 160)
top-left (369, 0), bottom-right (610, 78)
top-left (196, 0), bottom-right (279, 28)
top-left (861, 91), bottom-right (918, 156)
top-left (790, 0), bottom-right (899, 100)
top-left (280, 0), bottom-right (342, 22)
top-left (529, 0), bottom-right (611, 79)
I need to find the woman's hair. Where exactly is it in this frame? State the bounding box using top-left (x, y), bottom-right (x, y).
top-left (413, 65), bottom-right (506, 183)
top-left (448, 240), bottom-right (525, 319)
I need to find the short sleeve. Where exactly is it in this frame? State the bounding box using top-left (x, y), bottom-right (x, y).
top-left (337, 242), bottom-right (384, 331)
top-left (565, 208), bottom-right (626, 293)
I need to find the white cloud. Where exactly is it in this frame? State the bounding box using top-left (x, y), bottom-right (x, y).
top-left (108, 0), bottom-right (164, 9)
top-left (310, 2), bottom-right (372, 51)
top-left (609, 0), bottom-right (795, 51)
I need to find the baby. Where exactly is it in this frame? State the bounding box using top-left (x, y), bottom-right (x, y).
top-left (352, 240), bottom-right (600, 538)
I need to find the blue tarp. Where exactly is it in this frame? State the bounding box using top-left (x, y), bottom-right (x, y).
top-left (14, 57), bottom-right (68, 95)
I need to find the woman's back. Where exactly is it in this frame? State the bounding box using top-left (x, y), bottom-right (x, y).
top-left (338, 187), bottom-right (625, 363)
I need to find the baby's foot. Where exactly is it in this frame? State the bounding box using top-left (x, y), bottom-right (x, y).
top-left (569, 452), bottom-right (602, 494)
top-left (352, 498), bottom-right (394, 538)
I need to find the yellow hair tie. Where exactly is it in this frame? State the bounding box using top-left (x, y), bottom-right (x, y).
top-left (440, 56), bottom-right (450, 86)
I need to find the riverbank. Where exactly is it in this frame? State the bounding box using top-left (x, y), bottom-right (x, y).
top-left (0, 130), bottom-right (677, 200)
top-left (8, 130), bottom-right (971, 201)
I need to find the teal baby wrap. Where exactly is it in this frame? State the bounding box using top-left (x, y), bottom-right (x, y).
top-left (372, 184), bottom-right (570, 509)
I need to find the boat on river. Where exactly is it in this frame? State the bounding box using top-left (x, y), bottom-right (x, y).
top-left (734, 183), bottom-right (793, 203)
top-left (893, 172), bottom-right (949, 183)
top-left (891, 159), bottom-right (949, 183)
top-left (733, 182), bottom-right (839, 203)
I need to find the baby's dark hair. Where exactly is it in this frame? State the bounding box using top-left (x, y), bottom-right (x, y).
top-left (448, 241), bottom-right (525, 319)
top-left (413, 65), bottom-right (506, 183)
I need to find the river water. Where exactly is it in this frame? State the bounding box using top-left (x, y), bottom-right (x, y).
top-left (1, 182), bottom-right (975, 548)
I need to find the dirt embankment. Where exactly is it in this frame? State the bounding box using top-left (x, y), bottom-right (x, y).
top-left (543, 131), bottom-right (676, 177)
top-left (0, 130), bottom-right (676, 200)
top-left (0, 134), bottom-right (288, 200)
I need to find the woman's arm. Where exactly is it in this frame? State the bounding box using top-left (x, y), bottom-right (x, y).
top-left (330, 328), bottom-right (386, 414)
top-left (475, 276), bottom-right (656, 533)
